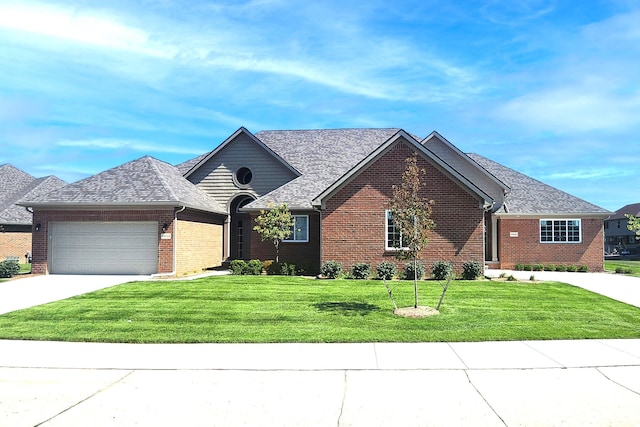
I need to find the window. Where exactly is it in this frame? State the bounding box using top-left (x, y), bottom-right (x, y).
top-left (385, 210), bottom-right (406, 250)
top-left (234, 167), bottom-right (253, 187)
top-left (284, 215), bottom-right (308, 242)
top-left (540, 219), bottom-right (582, 243)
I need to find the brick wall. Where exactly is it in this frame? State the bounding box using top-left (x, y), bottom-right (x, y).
top-left (498, 217), bottom-right (605, 271)
top-left (321, 141), bottom-right (485, 275)
top-left (31, 209), bottom-right (175, 275)
top-left (176, 210), bottom-right (224, 275)
top-left (0, 226), bottom-right (31, 262)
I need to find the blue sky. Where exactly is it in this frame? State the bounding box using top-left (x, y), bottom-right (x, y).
top-left (0, 0), bottom-right (638, 211)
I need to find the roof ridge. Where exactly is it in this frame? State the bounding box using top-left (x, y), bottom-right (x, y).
top-left (145, 156), bottom-right (179, 202)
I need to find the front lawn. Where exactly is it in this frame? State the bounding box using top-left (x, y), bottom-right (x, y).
top-left (0, 275), bottom-right (638, 343)
top-left (605, 260), bottom-right (640, 277)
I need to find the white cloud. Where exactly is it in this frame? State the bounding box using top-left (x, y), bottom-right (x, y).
top-left (57, 138), bottom-right (204, 155)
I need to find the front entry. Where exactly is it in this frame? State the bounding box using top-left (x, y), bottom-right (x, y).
top-left (230, 195), bottom-right (255, 260)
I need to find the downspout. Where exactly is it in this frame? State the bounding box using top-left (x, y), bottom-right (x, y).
top-left (152, 205), bottom-right (186, 278)
top-left (313, 205), bottom-right (323, 273)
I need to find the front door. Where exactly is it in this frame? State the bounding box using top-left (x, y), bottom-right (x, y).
top-left (230, 195), bottom-right (255, 260)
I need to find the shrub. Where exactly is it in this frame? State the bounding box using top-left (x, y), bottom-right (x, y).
top-left (403, 261), bottom-right (425, 280)
top-left (280, 262), bottom-right (297, 276)
top-left (533, 264), bottom-right (543, 271)
top-left (0, 260), bottom-right (20, 278)
top-left (530, 275), bottom-right (536, 281)
top-left (246, 259), bottom-right (263, 275)
top-left (320, 261), bottom-right (342, 279)
top-left (461, 260), bottom-right (483, 280)
top-left (507, 275), bottom-right (517, 281)
top-left (555, 264), bottom-right (567, 272)
top-left (615, 267), bottom-right (624, 274)
top-left (375, 261), bottom-right (397, 280)
top-left (230, 259), bottom-right (247, 275)
top-left (431, 261), bottom-right (453, 280)
top-left (624, 268), bottom-right (633, 274)
top-left (523, 264), bottom-right (533, 271)
top-left (514, 264), bottom-right (524, 271)
top-left (544, 265), bottom-right (554, 271)
top-left (566, 265), bottom-right (577, 272)
top-left (351, 263), bottom-right (371, 280)
top-left (578, 265), bottom-right (588, 273)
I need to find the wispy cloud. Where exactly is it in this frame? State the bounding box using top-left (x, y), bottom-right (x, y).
top-left (57, 138), bottom-right (204, 155)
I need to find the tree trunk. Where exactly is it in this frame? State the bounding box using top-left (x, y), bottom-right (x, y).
top-left (413, 257), bottom-right (418, 308)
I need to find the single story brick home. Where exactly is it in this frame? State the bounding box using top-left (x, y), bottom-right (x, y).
top-left (19, 127), bottom-right (610, 276)
top-left (0, 164), bottom-right (66, 263)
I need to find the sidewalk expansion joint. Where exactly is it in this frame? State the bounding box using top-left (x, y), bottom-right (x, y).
top-left (34, 370), bottom-right (135, 426)
top-left (464, 370), bottom-right (508, 427)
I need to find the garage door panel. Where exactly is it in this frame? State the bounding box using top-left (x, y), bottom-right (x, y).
top-left (50, 222), bottom-right (159, 275)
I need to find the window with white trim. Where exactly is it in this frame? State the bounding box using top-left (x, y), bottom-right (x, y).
top-left (385, 210), bottom-right (406, 250)
top-left (540, 219), bottom-right (582, 243)
top-left (284, 215), bottom-right (308, 242)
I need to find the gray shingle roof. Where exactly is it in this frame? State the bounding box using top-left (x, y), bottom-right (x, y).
top-left (0, 165), bottom-right (67, 225)
top-left (467, 154), bottom-right (610, 215)
top-left (608, 203), bottom-right (640, 220)
top-left (247, 128), bottom-right (402, 209)
top-left (20, 156), bottom-right (225, 214)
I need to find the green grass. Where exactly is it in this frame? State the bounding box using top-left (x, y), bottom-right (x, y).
top-left (605, 260), bottom-right (640, 277)
top-left (0, 275), bottom-right (638, 343)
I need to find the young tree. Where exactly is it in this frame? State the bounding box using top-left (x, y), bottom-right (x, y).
top-left (387, 153), bottom-right (436, 308)
top-left (627, 214), bottom-right (640, 240)
top-left (253, 203), bottom-right (295, 263)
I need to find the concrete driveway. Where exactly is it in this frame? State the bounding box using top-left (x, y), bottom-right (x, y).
top-left (0, 274), bottom-right (148, 315)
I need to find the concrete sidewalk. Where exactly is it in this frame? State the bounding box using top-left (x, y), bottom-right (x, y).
top-left (1, 339), bottom-right (639, 426)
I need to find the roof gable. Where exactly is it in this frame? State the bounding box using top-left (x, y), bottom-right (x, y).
top-left (310, 130), bottom-right (495, 210)
top-left (19, 156), bottom-right (225, 214)
top-left (422, 132), bottom-right (509, 211)
top-left (182, 127), bottom-right (299, 179)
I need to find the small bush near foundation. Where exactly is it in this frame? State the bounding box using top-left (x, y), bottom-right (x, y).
top-left (320, 261), bottom-right (342, 279)
top-left (533, 264), bottom-right (543, 271)
top-left (246, 259), bottom-right (263, 275)
top-left (567, 265), bottom-right (577, 272)
top-left (578, 265), bottom-right (588, 273)
top-left (230, 260), bottom-right (247, 275)
top-left (522, 264), bottom-right (533, 271)
top-left (351, 263), bottom-right (371, 280)
top-left (375, 261), bottom-right (397, 280)
top-left (514, 264), bottom-right (524, 271)
top-left (280, 262), bottom-right (297, 276)
top-left (461, 261), bottom-right (483, 280)
top-left (0, 260), bottom-right (20, 278)
top-left (544, 265), bottom-right (555, 271)
top-left (403, 261), bottom-right (425, 280)
top-left (555, 265), bottom-right (567, 272)
top-left (431, 261), bottom-right (453, 280)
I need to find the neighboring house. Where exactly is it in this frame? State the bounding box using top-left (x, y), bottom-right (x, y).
top-left (20, 127), bottom-right (611, 276)
top-left (604, 203), bottom-right (640, 255)
top-left (0, 164), bottom-right (66, 263)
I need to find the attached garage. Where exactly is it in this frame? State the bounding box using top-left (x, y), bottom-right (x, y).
top-left (20, 156), bottom-right (228, 277)
top-left (49, 222), bottom-right (159, 274)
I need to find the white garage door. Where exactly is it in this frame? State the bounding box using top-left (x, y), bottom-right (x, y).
top-left (50, 222), bottom-right (159, 274)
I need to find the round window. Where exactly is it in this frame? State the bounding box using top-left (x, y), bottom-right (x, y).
top-left (235, 167), bottom-right (253, 186)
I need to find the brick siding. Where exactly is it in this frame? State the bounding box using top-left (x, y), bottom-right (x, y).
top-left (176, 210), bottom-right (224, 275)
top-left (0, 226), bottom-right (31, 262)
top-left (321, 141), bottom-right (485, 275)
top-left (498, 217), bottom-right (605, 271)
